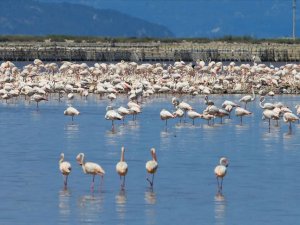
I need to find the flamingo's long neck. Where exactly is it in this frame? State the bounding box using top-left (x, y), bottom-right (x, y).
top-left (152, 150), bottom-right (157, 162)
top-left (259, 98), bottom-right (265, 109)
top-left (121, 148), bottom-right (125, 162)
top-left (80, 154), bottom-right (87, 172)
top-left (59, 156), bottom-right (64, 165)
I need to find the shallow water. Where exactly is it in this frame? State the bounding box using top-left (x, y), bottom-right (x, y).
top-left (1, 94), bottom-right (300, 225)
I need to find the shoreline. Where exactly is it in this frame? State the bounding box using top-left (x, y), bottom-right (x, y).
top-left (0, 41), bottom-right (299, 62)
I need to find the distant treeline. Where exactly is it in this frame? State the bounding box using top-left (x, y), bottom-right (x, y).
top-left (0, 35), bottom-right (299, 44)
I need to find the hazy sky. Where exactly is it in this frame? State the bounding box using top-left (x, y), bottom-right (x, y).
top-left (40, 0), bottom-right (299, 38)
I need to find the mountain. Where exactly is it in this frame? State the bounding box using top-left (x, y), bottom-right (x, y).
top-left (0, 0), bottom-right (173, 37)
top-left (39, 0), bottom-right (297, 38)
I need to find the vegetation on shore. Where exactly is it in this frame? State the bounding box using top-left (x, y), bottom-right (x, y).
top-left (0, 35), bottom-right (299, 44)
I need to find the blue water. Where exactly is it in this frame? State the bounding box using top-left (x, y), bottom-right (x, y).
top-left (1, 94), bottom-right (300, 225)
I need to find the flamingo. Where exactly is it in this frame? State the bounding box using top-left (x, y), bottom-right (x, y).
top-left (283, 112), bottom-right (299, 131)
top-left (239, 86), bottom-right (255, 109)
top-left (116, 146), bottom-right (128, 189)
top-left (67, 93), bottom-right (74, 100)
top-left (203, 105), bottom-right (219, 124)
top-left (201, 113), bottom-right (215, 125)
top-left (214, 157), bottom-right (229, 193)
top-left (222, 100), bottom-right (239, 118)
top-left (128, 105), bottom-right (141, 121)
top-left (31, 94), bottom-right (48, 109)
top-left (105, 108), bottom-right (123, 131)
top-left (224, 104), bottom-right (234, 118)
top-left (160, 109), bottom-right (175, 127)
top-left (215, 109), bottom-right (229, 124)
top-left (117, 106), bottom-right (131, 124)
top-left (262, 109), bottom-right (280, 131)
top-left (177, 101), bottom-right (193, 121)
top-left (268, 91), bottom-right (275, 98)
top-left (187, 110), bottom-right (202, 125)
top-left (146, 148), bottom-right (158, 188)
top-left (173, 107), bottom-right (184, 123)
top-left (171, 97), bottom-right (179, 107)
top-left (259, 96), bottom-right (275, 110)
top-left (64, 106), bottom-right (80, 121)
top-left (81, 90), bottom-right (89, 100)
top-left (235, 107), bottom-right (252, 125)
top-left (107, 93), bottom-right (117, 101)
top-left (204, 95), bottom-right (214, 105)
top-left (127, 101), bottom-right (141, 110)
top-left (76, 153), bottom-right (105, 190)
top-left (178, 101), bottom-right (193, 111)
top-left (221, 100), bottom-right (239, 108)
top-left (2, 93), bottom-right (11, 103)
top-left (59, 153), bottom-right (72, 188)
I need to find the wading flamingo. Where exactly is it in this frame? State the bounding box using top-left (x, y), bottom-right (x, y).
top-left (214, 157), bottom-right (229, 193)
top-left (59, 153), bottom-right (71, 188)
top-left (262, 109), bottom-right (279, 131)
top-left (187, 110), bottom-right (202, 125)
top-left (116, 146), bottom-right (128, 189)
top-left (283, 112), bottom-right (299, 131)
top-left (235, 107), bottom-right (252, 125)
top-left (259, 96), bottom-right (275, 110)
top-left (76, 153), bottom-right (105, 190)
top-left (160, 109), bottom-right (175, 127)
top-left (173, 107), bottom-right (184, 123)
top-left (239, 86), bottom-right (255, 109)
top-left (204, 95), bottom-right (214, 106)
top-left (146, 148), bottom-right (158, 188)
top-left (31, 94), bottom-right (48, 109)
top-left (105, 108), bottom-right (123, 131)
top-left (64, 106), bottom-right (80, 121)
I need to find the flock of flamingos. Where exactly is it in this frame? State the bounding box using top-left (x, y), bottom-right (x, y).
top-left (1, 58), bottom-right (300, 193)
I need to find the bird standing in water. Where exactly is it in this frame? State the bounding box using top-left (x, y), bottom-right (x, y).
top-left (214, 157), bottom-right (229, 193)
top-left (59, 153), bottom-right (72, 188)
top-left (146, 148), bottom-right (158, 188)
top-left (76, 153), bottom-right (105, 191)
top-left (64, 106), bottom-right (80, 121)
top-left (116, 146), bottom-right (128, 189)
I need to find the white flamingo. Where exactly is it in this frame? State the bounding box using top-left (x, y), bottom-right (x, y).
top-left (128, 105), bottom-right (141, 121)
top-left (283, 112), bottom-right (299, 131)
top-left (64, 106), bottom-right (80, 121)
top-left (259, 96), bottom-right (275, 110)
top-left (31, 94), bottom-right (48, 109)
top-left (116, 146), bottom-right (128, 189)
top-left (239, 86), bottom-right (255, 109)
top-left (117, 106), bottom-right (131, 124)
top-left (214, 157), bottom-right (229, 193)
top-left (105, 108), bottom-right (123, 131)
top-left (221, 100), bottom-right (239, 108)
top-left (215, 109), bottom-right (229, 124)
top-left (76, 153), bottom-right (105, 190)
top-left (201, 113), bottom-right (215, 125)
top-left (146, 148), bottom-right (158, 188)
top-left (235, 107), bottom-right (252, 125)
top-left (262, 109), bottom-right (280, 130)
top-left (187, 110), bottom-right (202, 125)
top-left (160, 109), bottom-right (175, 127)
top-left (173, 107), bottom-right (184, 123)
top-left (59, 153), bottom-right (72, 188)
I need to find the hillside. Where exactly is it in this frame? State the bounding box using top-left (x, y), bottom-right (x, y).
top-left (39, 0), bottom-right (295, 38)
top-left (0, 0), bottom-right (173, 37)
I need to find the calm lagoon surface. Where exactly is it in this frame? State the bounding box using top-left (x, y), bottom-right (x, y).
top-left (1, 94), bottom-right (300, 225)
